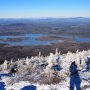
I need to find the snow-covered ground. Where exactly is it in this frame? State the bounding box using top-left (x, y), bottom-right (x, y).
top-left (0, 49), bottom-right (90, 90)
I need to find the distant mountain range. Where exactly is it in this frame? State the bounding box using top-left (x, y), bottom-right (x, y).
top-left (0, 17), bottom-right (90, 25)
top-left (0, 17), bottom-right (90, 37)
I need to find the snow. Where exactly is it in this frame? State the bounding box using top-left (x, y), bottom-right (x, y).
top-left (0, 49), bottom-right (90, 90)
top-left (5, 81), bottom-right (30, 90)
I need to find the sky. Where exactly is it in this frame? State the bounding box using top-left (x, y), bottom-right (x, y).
top-left (0, 0), bottom-right (90, 18)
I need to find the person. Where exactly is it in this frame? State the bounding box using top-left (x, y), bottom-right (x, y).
top-left (69, 61), bottom-right (81, 90)
top-left (9, 65), bottom-right (18, 75)
top-left (86, 56), bottom-right (90, 71)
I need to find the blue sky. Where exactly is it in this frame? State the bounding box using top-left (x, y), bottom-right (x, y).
top-left (0, 0), bottom-right (90, 18)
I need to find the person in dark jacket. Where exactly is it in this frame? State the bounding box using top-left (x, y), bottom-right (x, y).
top-left (69, 61), bottom-right (81, 90)
top-left (9, 65), bottom-right (18, 75)
top-left (86, 56), bottom-right (90, 71)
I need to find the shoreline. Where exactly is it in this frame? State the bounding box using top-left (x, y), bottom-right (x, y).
top-left (0, 41), bottom-right (90, 64)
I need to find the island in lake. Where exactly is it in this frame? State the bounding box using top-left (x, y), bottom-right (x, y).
top-left (37, 36), bottom-right (74, 42)
top-left (0, 37), bottom-right (29, 42)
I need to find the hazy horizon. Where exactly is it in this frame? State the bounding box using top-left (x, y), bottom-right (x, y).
top-left (0, 17), bottom-right (90, 19)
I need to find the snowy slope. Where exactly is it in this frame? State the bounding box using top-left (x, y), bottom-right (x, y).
top-left (0, 49), bottom-right (90, 90)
